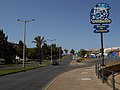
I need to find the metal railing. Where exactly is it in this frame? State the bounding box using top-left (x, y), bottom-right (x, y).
top-left (95, 64), bottom-right (120, 90)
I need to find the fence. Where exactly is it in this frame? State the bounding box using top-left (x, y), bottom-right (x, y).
top-left (95, 64), bottom-right (120, 90)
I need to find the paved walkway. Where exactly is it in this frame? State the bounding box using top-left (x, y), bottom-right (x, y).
top-left (107, 73), bottom-right (120, 90)
top-left (44, 60), bottom-right (112, 90)
top-left (114, 74), bottom-right (120, 90)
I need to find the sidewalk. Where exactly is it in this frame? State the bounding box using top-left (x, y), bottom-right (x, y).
top-left (114, 74), bottom-right (120, 90)
top-left (107, 73), bottom-right (120, 90)
top-left (44, 60), bottom-right (112, 90)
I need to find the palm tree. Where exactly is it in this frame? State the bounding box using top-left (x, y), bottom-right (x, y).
top-left (32, 36), bottom-right (46, 64)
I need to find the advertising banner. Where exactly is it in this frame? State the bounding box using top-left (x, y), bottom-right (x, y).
top-left (90, 3), bottom-right (112, 24)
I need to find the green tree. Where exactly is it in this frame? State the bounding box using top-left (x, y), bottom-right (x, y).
top-left (32, 36), bottom-right (46, 64)
top-left (78, 49), bottom-right (87, 58)
top-left (26, 48), bottom-right (36, 59)
top-left (58, 47), bottom-right (63, 59)
top-left (5, 42), bottom-right (16, 63)
top-left (64, 49), bottom-right (68, 55)
top-left (42, 43), bottom-right (49, 60)
top-left (0, 30), bottom-right (7, 58)
top-left (70, 49), bottom-right (75, 55)
top-left (15, 40), bottom-right (23, 59)
top-left (47, 44), bottom-right (63, 60)
top-left (0, 30), bottom-right (16, 64)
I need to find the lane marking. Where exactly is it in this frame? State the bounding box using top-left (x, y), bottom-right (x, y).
top-left (81, 78), bottom-right (92, 81)
top-left (85, 69), bottom-right (93, 71)
top-left (81, 72), bottom-right (88, 74)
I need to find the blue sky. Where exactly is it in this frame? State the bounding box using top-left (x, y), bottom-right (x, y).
top-left (0, 0), bottom-right (120, 51)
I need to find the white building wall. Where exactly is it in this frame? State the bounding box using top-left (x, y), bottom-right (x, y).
top-left (104, 47), bottom-right (120, 53)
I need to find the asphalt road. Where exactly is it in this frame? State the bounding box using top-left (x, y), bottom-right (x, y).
top-left (0, 57), bottom-right (72, 90)
top-left (0, 57), bottom-right (120, 90)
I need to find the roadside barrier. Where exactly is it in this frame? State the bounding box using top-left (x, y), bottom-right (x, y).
top-left (95, 64), bottom-right (120, 90)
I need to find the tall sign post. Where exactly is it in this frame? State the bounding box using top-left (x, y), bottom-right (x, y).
top-left (90, 3), bottom-right (112, 66)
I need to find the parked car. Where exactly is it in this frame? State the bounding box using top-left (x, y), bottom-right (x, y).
top-left (0, 58), bottom-right (5, 64)
top-left (52, 60), bottom-right (59, 65)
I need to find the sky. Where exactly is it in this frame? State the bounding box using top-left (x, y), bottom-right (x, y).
top-left (0, 0), bottom-right (120, 51)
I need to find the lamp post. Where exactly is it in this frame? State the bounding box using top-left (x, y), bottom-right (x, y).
top-left (17, 18), bottom-right (35, 68)
top-left (47, 39), bottom-right (56, 63)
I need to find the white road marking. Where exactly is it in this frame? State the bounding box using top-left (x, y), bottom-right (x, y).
top-left (81, 78), bottom-right (92, 81)
top-left (85, 69), bottom-right (93, 71)
top-left (81, 72), bottom-right (88, 74)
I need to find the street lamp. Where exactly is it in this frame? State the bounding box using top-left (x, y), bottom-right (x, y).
top-left (17, 18), bottom-right (35, 68)
top-left (47, 39), bottom-right (56, 63)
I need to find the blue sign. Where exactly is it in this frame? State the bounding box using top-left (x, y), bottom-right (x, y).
top-left (94, 25), bottom-right (109, 30)
top-left (94, 30), bottom-right (109, 33)
top-left (90, 3), bottom-right (112, 24)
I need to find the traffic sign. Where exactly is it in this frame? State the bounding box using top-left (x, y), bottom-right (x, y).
top-left (94, 30), bottom-right (109, 33)
top-left (94, 25), bottom-right (109, 30)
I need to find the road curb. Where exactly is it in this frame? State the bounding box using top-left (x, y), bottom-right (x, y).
top-left (42, 72), bottom-right (64, 90)
top-left (42, 60), bottom-right (75, 90)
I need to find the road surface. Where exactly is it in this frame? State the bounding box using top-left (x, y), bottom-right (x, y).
top-left (0, 57), bottom-right (120, 90)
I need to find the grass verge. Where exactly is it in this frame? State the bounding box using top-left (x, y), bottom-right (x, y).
top-left (0, 61), bottom-right (51, 76)
top-left (0, 55), bottom-right (68, 76)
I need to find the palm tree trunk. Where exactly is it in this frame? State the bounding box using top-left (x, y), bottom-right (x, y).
top-left (39, 48), bottom-right (42, 64)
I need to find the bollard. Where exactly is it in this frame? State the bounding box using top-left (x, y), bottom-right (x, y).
top-left (112, 71), bottom-right (115, 90)
top-left (95, 64), bottom-right (97, 76)
top-left (98, 65), bottom-right (100, 79)
top-left (102, 68), bottom-right (104, 83)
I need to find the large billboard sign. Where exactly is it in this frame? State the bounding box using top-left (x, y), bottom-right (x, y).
top-left (90, 3), bottom-right (112, 24)
top-left (90, 3), bottom-right (112, 66)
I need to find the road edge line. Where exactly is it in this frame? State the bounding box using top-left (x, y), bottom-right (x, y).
top-left (42, 72), bottom-right (64, 90)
